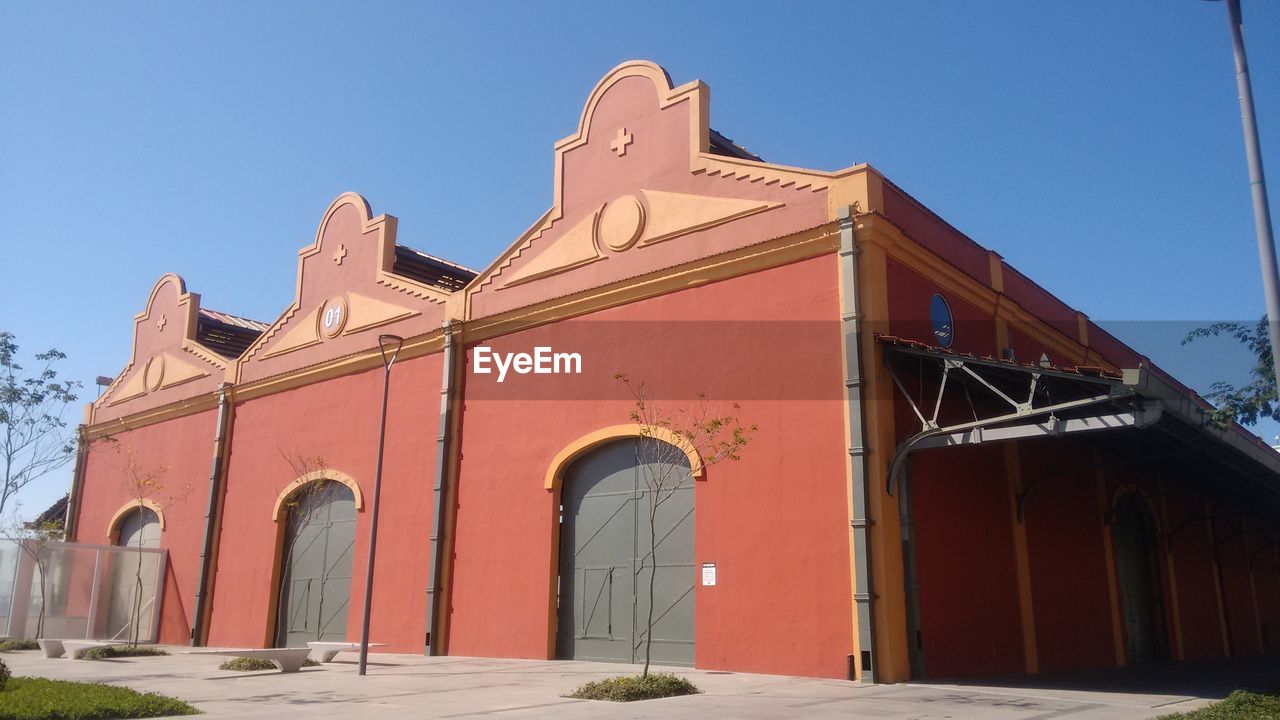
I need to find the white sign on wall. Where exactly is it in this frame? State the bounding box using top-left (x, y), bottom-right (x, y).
top-left (701, 563), bottom-right (717, 587)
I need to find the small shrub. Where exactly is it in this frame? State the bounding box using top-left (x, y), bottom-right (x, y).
top-left (0, 639), bottom-right (39, 652)
top-left (0, 658), bottom-right (10, 691)
top-left (218, 656), bottom-right (319, 671)
top-left (1157, 690), bottom-right (1280, 719)
top-left (0, 677), bottom-right (199, 717)
top-left (567, 673), bottom-right (700, 702)
top-left (83, 644), bottom-right (170, 660)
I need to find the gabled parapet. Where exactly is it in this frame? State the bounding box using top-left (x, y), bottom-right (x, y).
top-left (232, 192), bottom-right (472, 386)
top-left (91, 274), bottom-right (240, 425)
top-left (465, 61), bottom-right (861, 322)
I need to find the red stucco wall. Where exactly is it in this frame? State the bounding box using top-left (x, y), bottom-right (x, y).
top-left (885, 257), bottom-right (996, 357)
top-left (1256, 550), bottom-right (1280, 653)
top-left (76, 410), bottom-right (217, 644)
top-left (1214, 506), bottom-right (1263, 657)
top-left (1165, 497), bottom-right (1226, 660)
top-left (205, 353), bottom-right (441, 652)
top-left (911, 444), bottom-right (1025, 678)
top-left (446, 254), bottom-right (853, 679)
top-left (1019, 439), bottom-right (1117, 672)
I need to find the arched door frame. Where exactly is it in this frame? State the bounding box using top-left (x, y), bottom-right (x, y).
top-left (107, 499), bottom-right (166, 545)
top-left (1109, 486), bottom-right (1170, 664)
top-left (264, 468), bottom-right (364, 647)
top-left (542, 424), bottom-right (703, 658)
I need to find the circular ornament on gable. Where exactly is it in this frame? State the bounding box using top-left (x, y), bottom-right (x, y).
top-left (597, 195), bottom-right (646, 252)
top-left (143, 355), bottom-right (166, 392)
top-left (320, 296), bottom-right (348, 339)
top-left (930, 294), bottom-right (954, 348)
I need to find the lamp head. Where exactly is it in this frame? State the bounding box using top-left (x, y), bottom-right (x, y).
top-left (378, 334), bottom-right (404, 370)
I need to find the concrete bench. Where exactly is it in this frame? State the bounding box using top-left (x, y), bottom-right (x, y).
top-left (37, 639), bottom-right (65, 658)
top-left (187, 647), bottom-right (314, 673)
top-left (39, 640), bottom-right (117, 659)
top-left (306, 641), bottom-right (387, 663)
top-left (63, 640), bottom-right (115, 659)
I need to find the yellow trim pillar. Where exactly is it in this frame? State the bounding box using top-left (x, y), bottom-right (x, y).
top-left (1243, 520), bottom-right (1265, 653)
top-left (1004, 443), bottom-right (1040, 673)
top-left (994, 317), bottom-right (1039, 673)
top-left (850, 214), bottom-right (910, 683)
top-left (1095, 458), bottom-right (1126, 666)
top-left (1157, 477), bottom-right (1186, 660)
top-left (1206, 500), bottom-right (1232, 656)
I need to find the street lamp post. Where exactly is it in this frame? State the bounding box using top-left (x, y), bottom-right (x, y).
top-left (1213, 0), bottom-right (1280, 381)
top-left (358, 334), bottom-right (404, 676)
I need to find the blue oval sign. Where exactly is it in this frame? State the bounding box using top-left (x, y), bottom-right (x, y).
top-left (930, 294), bottom-right (954, 348)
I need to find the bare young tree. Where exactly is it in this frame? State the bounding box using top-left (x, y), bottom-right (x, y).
top-left (615, 373), bottom-right (756, 678)
top-left (115, 445), bottom-right (189, 647)
top-left (2, 512), bottom-right (64, 639)
top-left (0, 331), bottom-right (81, 518)
top-left (274, 450), bottom-right (339, 646)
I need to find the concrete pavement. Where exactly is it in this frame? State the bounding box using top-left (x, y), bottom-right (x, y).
top-left (3, 648), bottom-right (1271, 718)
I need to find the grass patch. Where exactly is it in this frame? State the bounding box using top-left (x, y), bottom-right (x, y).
top-left (566, 673), bottom-right (700, 702)
top-left (0, 676), bottom-right (199, 719)
top-left (0, 640), bottom-right (39, 653)
top-left (217, 657), bottom-right (319, 672)
top-left (1157, 690), bottom-right (1280, 719)
top-left (82, 646), bottom-right (170, 661)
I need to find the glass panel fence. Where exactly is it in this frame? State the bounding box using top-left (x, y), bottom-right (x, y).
top-left (0, 540), bottom-right (167, 644)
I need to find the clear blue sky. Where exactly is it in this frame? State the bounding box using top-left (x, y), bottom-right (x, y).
top-left (2, 2), bottom-right (1278, 517)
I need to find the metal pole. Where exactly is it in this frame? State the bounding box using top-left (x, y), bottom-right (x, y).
top-left (1223, 0), bottom-right (1280, 381)
top-left (358, 335), bottom-right (403, 676)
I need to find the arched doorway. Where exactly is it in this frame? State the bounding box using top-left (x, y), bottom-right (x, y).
top-left (117, 507), bottom-right (161, 549)
top-left (1112, 493), bottom-right (1167, 664)
top-left (556, 437), bottom-right (695, 666)
top-left (275, 480), bottom-right (356, 648)
top-left (106, 506), bottom-right (162, 643)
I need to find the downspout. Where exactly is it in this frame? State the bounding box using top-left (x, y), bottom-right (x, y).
top-left (426, 321), bottom-right (459, 655)
top-left (191, 384), bottom-right (233, 646)
top-left (62, 425), bottom-right (89, 542)
top-left (839, 206), bottom-right (878, 682)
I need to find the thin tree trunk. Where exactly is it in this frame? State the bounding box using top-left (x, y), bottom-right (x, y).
top-left (35, 555), bottom-right (46, 639)
top-left (132, 534), bottom-right (144, 647)
top-left (644, 502), bottom-right (657, 678)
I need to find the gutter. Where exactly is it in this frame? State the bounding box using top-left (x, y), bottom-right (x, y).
top-left (425, 321), bottom-right (459, 654)
top-left (1126, 366), bottom-right (1280, 482)
top-left (838, 206), bottom-right (878, 682)
top-left (191, 384), bottom-right (233, 646)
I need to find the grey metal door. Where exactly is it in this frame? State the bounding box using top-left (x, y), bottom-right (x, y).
top-left (1112, 494), bottom-right (1166, 664)
top-left (557, 439), bottom-right (694, 666)
top-left (107, 507), bottom-right (162, 642)
top-left (276, 482), bottom-right (356, 648)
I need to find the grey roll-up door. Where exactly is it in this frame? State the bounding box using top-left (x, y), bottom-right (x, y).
top-left (276, 482), bottom-right (356, 648)
top-left (557, 438), bottom-right (694, 666)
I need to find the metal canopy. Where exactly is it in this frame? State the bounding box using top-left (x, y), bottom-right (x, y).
top-left (881, 336), bottom-right (1280, 679)
top-left (884, 342), bottom-right (1151, 496)
top-left (879, 337), bottom-right (1280, 507)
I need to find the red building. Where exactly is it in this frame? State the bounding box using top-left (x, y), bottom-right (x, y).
top-left (67, 61), bottom-right (1280, 683)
